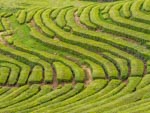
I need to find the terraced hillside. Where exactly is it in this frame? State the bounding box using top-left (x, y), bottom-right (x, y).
top-left (0, 0), bottom-right (150, 112)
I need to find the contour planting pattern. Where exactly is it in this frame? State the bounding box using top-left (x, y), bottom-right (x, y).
top-left (0, 0), bottom-right (150, 112)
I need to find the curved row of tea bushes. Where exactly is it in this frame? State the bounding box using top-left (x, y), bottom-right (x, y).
top-left (0, 63), bottom-right (20, 85)
top-left (17, 10), bottom-right (27, 24)
top-left (13, 40), bottom-right (85, 82)
top-left (109, 3), bottom-right (150, 34)
top-left (0, 0), bottom-right (149, 112)
top-left (0, 54), bottom-right (31, 85)
top-left (53, 62), bottom-right (73, 82)
top-left (130, 0), bottom-right (150, 24)
top-left (64, 8), bottom-right (144, 77)
top-left (0, 44), bottom-right (53, 84)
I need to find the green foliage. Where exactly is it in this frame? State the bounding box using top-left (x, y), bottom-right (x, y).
top-left (137, 74), bottom-right (150, 89)
top-left (83, 60), bottom-right (106, 79)
top-left (0, 67), bottom-right (10, 85)
top-left (53, 62), bottom-right (73, 82)
top-left (0, 21), bottom-right (4, 31)
top-left (121, 1), bottom-right (132, 18)
top-left (80, 5), bottom-right (97, 29)
top-left (0, 63), bottom-right (20, 85)
top-left (17, 10), bottom-right (26, 24)
top-left (26, 8), bottom-right (39, 22)
top-left (28, 65), bottom-right (43, 83)
top-left (0, 0), bottom-right (149, 112)
top-left (143, 0), bottom-right (150, 11)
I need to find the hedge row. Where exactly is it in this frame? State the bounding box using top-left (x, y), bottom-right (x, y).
top-left (3, 13), bottom-right (12, 18)
top-left (93, 6), bottom-right (150, 44)
top-left (1, 18), bottom-right (10, 30)
top-left (50, 6), bottom-right (73, 19)
top-left (55, 8), bottom-right (69, 28)
top-left (0, 62), bottom-right (20, 85)
top-left (90, 6), bottom-right (150, 59)
top-left (0, 44), bottom-right (53, 84)
top-left (121, 1), bottom-right (132, 18)
top-left (0, 12), bottom-right (6, 17)
top-left (14, 40), bottom-right (85, 82)
top-left (137, 74), bottom-right (150, 89)
top-left (1, 30), bottom-right (13, 37)
top-left (0, 54), bottom-right (31, 85)
top-left (0, 87), bottom-right (10, 95)
top-left (30, 21), bottom-right (117, 80)
top-left (101, 13), bottom-right (109, 20)
top-left (1, 84), bottom-right (72, 112)
top-left (121, 103), bottom-right (150, 113)
top-left (102, 52), bottom-right (129, 79)
top-left (0, 87), bottom-right (18, 101)
top-left (77, 6), bottom-right (85, 17)
top-left (6, 85), bottom-right (53, 109)
top-left (142, 92), bottom-right (150, 99)
top-left (53, 62), bottom-right (73, 82)
top-left (17, 10), bottom-right (27, 24)
top-left (51, 8), bottom-right (61, 19)
top-left (143, 0), bottom-right (150, 11)
top-left (34, 9), bottom-right (55, 38)
top-left (26, 8), bottom-right (40, 23)
top-left (28, 65), bottom-right (43, 84)
top-left (109, 3), bottom-right (150, 34)
top-left (46, 79), bottom-right (122, 113)
top-left (101, 4), bottom-right (112, 14)
top-left (0, 67), bottom-right (10, 85)
top-left (0, 84), bottom-right (39, 109)
top-left (41, 9), bottom-right (119, 79)
top-left (83, 60), bottom-right (106, 79)
top-left (15, 10), bottom-right (21, 18)
top-left (99, 5), bottom-right (106, 11)
top-left (65, 8), bottom-right (144, 77)
top-left (0, 85), bottom-right (29, 103)
top-left (56, 78), bottom-right (120, 113)
top-left (1, 84), bottom-right (82, 113)
top-left (79, 5), bottom-right (97, 29)
top-left (130, 0), bottom-right (150, 24)
top-left (66, 8), bottom-right (149, 59)
top-left (29, 80), bottom-right (107, 113)
top-left (82, 78), bottom-right (150, 113)
top-left (104, 98), bottom-right (150, 113)
top-left (68, 77), bottom-right (141, 113)
top-left (63, 83), bottom-right (125, 112)
top-left (45, 8), bottom-right (145, 78)
top-left (26, 83), bottom-right (84, 113)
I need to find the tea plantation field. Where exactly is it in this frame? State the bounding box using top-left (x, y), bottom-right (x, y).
top-left (0, 0), bottom-right (150, 112)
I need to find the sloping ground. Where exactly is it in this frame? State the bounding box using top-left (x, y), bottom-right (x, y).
top-left (0, 0), bottom-right (150, 112)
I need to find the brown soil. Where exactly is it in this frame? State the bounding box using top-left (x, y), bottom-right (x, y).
top-left (30, 20), bottom-right (35, 26)
top-left (96, 29), bottom-right (103, 32)
top-left (82, 65), bottom-right (93, 86)
top-left (123, 79), bottom-right (128, 85)
top-left (53, 36), bottom-right (60, 41)
top-left (143, 61), bottom-right (148, 75)
top-left (74, 12), bottom-right (141, 46)
top-left (0, 34), bottom-right (8, 45)
top-left (74, 12), bottom-right (88, 30)
top-left (30, 20), bottom-right (43, 33)
top-left (51, 64), bottom-right (58, 89)
top-left (72, 75), bottom-right (76, 86)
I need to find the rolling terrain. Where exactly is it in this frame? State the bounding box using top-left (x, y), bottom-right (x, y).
top-left (0, 0), bottom-right (150, 112)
